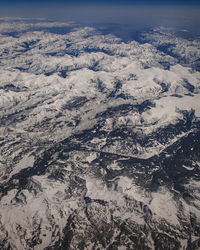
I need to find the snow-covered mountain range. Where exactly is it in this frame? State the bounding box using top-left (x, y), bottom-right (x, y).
top-left (0, 18), bottom-right (200, 249)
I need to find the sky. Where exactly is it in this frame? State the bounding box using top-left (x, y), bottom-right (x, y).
top-left (0, 0), bottom-right (200, 4)
top-left (0, 0), bottom-right (200, 39)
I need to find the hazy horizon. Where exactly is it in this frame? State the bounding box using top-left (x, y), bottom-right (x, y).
top-left (0, 4), bottom-right (200, 41)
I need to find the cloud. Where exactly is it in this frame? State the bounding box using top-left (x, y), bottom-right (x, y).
top-left (0, 20), bottom-right (76, 33)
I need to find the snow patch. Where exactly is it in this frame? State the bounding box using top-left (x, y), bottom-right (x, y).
top-left (150, 188), bottom-right (179, 226)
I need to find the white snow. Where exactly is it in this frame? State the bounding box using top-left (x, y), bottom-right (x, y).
top-left (118, 246), bottom-right (127, 250)
top-left (107, 161), bottom-right (123, 171)
top-left (149, 188), bottom-right (179, 226)
top-left (142, 94), bottom-right (200, 128)
top-left (0, 19), bottom-right (200, 249)
top-left (182, 165), bottom-right (195, 171)
top-left (85, 152), bottom-right (98, 163)
top-left (9, 153), bottom-right (34, 178)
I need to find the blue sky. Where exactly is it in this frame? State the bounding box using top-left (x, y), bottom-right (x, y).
top-left (0, 0), bottom-right (200, 5)
top-left (0, 0), bottom-right (199, 37)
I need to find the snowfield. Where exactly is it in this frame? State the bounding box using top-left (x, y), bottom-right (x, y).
top-left (0, 18), bottom-right (200, 249)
